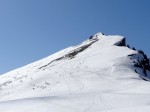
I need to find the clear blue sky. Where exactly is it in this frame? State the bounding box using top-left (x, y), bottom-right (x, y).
top-left (0, 0), bottom-right (150, 74)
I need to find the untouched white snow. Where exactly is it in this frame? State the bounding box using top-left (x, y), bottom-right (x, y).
top-left (0, 33), bottom-right (150, 112)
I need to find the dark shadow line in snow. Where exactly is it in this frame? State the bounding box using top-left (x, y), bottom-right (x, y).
top-left (38, 39), bottom-right (98, 70)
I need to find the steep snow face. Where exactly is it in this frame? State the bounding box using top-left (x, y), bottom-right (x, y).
top-left (0, 33), bottom-right (150, 112)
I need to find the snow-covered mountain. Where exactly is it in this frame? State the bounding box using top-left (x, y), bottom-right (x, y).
top-left (0, 32), bottom-right (150, 112)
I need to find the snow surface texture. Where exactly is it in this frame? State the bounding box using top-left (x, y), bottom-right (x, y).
top-left (0, 32), bottom-right (150, 112)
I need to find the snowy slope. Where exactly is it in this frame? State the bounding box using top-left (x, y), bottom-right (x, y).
top-left (0, 32), bottom-right (150, 112)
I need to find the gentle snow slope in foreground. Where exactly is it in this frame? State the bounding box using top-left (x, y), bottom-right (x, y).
top-left (0, 33), bottom-right (150, 112)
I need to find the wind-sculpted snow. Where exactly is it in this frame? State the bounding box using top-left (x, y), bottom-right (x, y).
top-left (0, 32), bottom-right (150, 112)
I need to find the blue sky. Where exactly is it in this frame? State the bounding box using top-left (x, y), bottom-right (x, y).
top-left (0, 0), bottom-right (150, 74)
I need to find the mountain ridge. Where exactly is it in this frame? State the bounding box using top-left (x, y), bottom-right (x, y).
top-left (0, 33), bottom-right (150, 112)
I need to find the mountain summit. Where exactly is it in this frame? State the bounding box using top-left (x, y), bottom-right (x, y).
top-left (0, 33), bottom-right (150, 112)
